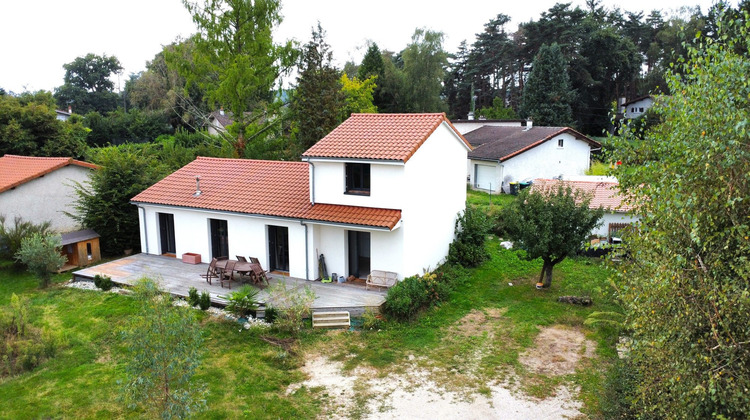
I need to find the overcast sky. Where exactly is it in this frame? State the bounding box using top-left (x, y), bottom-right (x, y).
top-left (1, 0), bottom-right (723, 95)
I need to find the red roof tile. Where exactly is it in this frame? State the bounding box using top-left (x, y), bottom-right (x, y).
top-left (302, 113), bottom-right (471, 162)
top-left (131, 157), bottom-right (401, 229)
top-left (532, 179), bottom-right (634, 213)
top-left (0, 155), bottom-right (99, 193)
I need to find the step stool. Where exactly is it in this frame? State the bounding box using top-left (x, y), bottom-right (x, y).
top-left (312, 311), bottom-right (351, 329)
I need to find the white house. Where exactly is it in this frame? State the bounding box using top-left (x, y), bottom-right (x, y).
top-left (466, 123), bottom-right (601, 193)
top-left (622, 95), bottom-right (654, 119)
top-left (131, 113), bottom-right (471, 281)
top-left (0, 155), bottom-right (99, 232)
top-left (206, 109), bottom-right (233, 135)
top-left (532, 178), bottom-right (639, 240)
top-left (55, 107), bottom-right (72, 121)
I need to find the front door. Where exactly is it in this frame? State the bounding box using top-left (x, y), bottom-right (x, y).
top-left (209, 219), bottom-right (229, 259)
top-left (347, 230), bottom-right (371, 279)
top-left (268, 225), bottom-right (289, 272)
top-left (158, 213), bottom-right (176, 255)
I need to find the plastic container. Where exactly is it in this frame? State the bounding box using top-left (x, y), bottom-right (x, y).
top-left (338, 276), bottom-right (345, 283)
top-left (509, 182), bottom-right (519, 195)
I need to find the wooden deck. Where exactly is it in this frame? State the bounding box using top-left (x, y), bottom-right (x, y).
top-left (72, 254), bottom-right (387, 316)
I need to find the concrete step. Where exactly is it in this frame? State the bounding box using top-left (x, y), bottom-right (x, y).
top-left (312, 311), bottom-right (351, 328)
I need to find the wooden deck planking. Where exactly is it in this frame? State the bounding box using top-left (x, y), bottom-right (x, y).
top-left (72, 254), bottom-right (386, 314)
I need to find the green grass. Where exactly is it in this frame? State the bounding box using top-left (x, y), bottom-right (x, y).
top-left (466, 186), bottom-right (515, 215)
top-left (0, 237), bottom-right (620, 418)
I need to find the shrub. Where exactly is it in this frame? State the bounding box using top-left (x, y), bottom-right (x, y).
top-left (15, 233), bottom-right (67, 288)
top-left (263, 306), bottom-right (278, 324)
top-left (599, 357), bottom-right (640, 419)
top-left (223, 286), bottom-right (260, 318)
top-left (0, 294), bottom-right (60, 377)
top-left (198, 291), bottom-right (211, 311)
top-left (93, 274), bottom-right (113, 291)
top-left (361, 309), bottom-right (384, 330)
top-left (267, 281), bottom-right (316, 333)
top-left (0, 215), bottom-right (51, 264)
top-left (187, 287), bottom-right (200, 307)
top-left (447, 206), bottom-right (491, 268)
top-left (382, 267), bottom-right (466, 322)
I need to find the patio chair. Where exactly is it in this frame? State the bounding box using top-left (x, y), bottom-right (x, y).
top-left (234, 256), bottom-right (251, 279)
top-left (200, 258), bottom-right (220, 285)
top-left (249, 261), bottom-right (269, 285)
top-left (249, 257), bottom-right (260, 265)
top-left (219, 260), bottom-right (237, 289)
top-left (236, 256), bottom-right (247, 262)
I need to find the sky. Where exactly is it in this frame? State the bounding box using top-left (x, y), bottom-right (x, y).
top-left (0, 0), bottom-right (724, 95)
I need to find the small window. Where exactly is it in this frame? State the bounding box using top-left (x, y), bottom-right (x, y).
top-left (558, 138), bottom-right (564, 148)
top-left (631, 107), bottom-right (635, 112)
top-left (639, 107), bottom-right (644, 112)
top-left (345, 163), bottom-right (370, 195)
top-left (86, 243), bottom-right (93, 260)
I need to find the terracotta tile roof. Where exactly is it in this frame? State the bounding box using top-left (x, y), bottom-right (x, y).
top-left (302, 113), bottom-right (471, 163)
top-left (0, 155), bottom-right (99, 194)
top-left (532, 179), bottom-right (633, 213)
top-left (131, 157), bottom-right (401, 230)
top-left (466, 126), bottom-right (600, 162)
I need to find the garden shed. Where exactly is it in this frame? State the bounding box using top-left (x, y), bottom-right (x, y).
top-left (61, 229), bottom-right (101, 269)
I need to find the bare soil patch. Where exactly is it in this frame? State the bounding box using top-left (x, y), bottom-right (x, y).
top-left (519, 325), bottom-right (596, 376)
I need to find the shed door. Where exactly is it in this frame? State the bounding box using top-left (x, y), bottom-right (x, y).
top-left (475, 164), bottom-right (495, 191)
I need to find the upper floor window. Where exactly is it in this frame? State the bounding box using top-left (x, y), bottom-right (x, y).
top-left (345, 163), bottom-right (370, 195)
top-left (557, 138), bottom-right (564, 148)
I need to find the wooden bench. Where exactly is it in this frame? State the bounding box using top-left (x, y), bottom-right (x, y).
top-left (366, 270), bottom-right (399, 290)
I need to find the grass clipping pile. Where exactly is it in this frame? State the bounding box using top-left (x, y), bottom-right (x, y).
top-left (289, 309), bottom-right (595, 419)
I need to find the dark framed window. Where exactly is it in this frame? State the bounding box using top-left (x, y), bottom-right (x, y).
top-left (557, 138), bottom-right (564, 148)
top-left (345, 163), bottom-right (370, 195)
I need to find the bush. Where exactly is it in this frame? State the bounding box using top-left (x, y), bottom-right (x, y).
top-left (223, 286), bottom-right (260, 318)
top-left (263, 306), bottom-right (278, 323)
top-left (361, 309), bottom-right (384, 330)
top-left (93, 274), bottom-right (113, 291)
top-left (0, 215), bottom-right (51, 264)
top-left (15, 233), bottom-right (67, 288)
top-left (0, 294), bottom-right (60, 377)
top-left (188, 287), bottom-right (200, 307)
top-left (267, 281), bottom-right (316, 333)
top-left (447, 206), bottom-right (491, 267)
top-left (599, 357), bottom-right (640, 419)
top-left (198, 291), bottom-right (211, 311)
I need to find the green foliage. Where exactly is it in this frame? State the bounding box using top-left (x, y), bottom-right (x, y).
top-left (585, 161), bottom-right (609, 176)
top-left (93, 274), bottom-right (113, 291)
top-left (0, 294), bottom-right (60, 377)
top-left (0, 216), bottom-right (51, 264)
top-left (519, 43), bottom-right (574, 126)
top-left (360, 309), bottom-right (384, 331)
top-left (223, 285), bottom-right (260, 318)
top-left (382, 267), bottom-right (468, 322)
top-left (266, 281), bottom-right (315, 333)
top-left (71, 147), bottom-right (167, 256)
top-left (609, 15), bottom-right (750, 418)
top-left (15, 233), bottom-right (66, 288)
top-left (83, 108), bottom-right (173, 146)
top-left (599, 358), bottom-right (640, 420)
top-left (339, 73), bottom-right (377, 121)
top-left (290, 23), bottom-right (343, 153)
top-left (54, 53), bottom-right (123, 114)
top-left (120, 278), bottom-right (206, 419)
top-left (502, 183), bottom-right (604, 287)
top-left (175, 0), bottom-right (296, 156)
top-left (263, 306), bottom-right (278, 323)
top-left (187, 286), bottom-right (200, 307)
top-left (401, 28), bottom-right (448, 112)
top-left (477, 97), bottom-right (517, 120)
top-left (198, 290), bottom-right (211, 311)
top-left (447, 206), bottom-right (492, 267)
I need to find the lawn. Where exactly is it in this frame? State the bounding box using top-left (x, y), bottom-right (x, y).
top-left (0, 235), bottom-right (619, 418)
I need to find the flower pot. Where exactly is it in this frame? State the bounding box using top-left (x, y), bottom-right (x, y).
top-left (182, 253), bottom-right (201, 264)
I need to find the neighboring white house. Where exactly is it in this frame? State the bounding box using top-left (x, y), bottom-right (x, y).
top-left (622, 95), bottom-right (654, 119)
top-left (0, 155), bottom-right (99, 232)
top-left (532, 177), bottom-right (639, 240)
top-left (451, 119), bottom-right (523, 135)
top-left (131, 113), bottom-right (471, 281)
top-left (55, 107), bottom-right (72, 121)
top-left (206, 109), bottom-right (233, 135)
top-left (465, 123), bottom-right (601, 193)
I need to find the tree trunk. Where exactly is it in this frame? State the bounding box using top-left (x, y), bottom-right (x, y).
top-left (538, 261), bottom-right (554, 288)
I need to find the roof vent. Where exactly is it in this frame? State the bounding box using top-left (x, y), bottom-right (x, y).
top-left (193, 176), bottom-right (202, 197)
top-left (525, 117), bottom-right (533, 131)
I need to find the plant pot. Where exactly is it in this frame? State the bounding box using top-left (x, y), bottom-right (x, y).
top-left (182, 253), bottom-right (201, 264)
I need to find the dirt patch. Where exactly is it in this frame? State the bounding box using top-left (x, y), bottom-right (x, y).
top-left (450, 307), bottom-right (507, 338)
top-left (518, 325), bottom-right (596, 376)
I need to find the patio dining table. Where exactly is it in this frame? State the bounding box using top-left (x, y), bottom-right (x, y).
top-left (216, 259), bottom-right (267, 285)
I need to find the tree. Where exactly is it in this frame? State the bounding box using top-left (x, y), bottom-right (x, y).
top-left (401, 29), bottom-right (448, 112)
top-left (520, 43), bottom-right (575, 127)
top-left (15, 233), bottom-right (66, 288)
top-left (477, 97), bottom-right (517, 120)
top-left (447, 206), bottom-right (492, 268)
top-left (70, 147), bottom-right (167, 256)
top-left (290, 23), bottom-right (343, 152)
top-left (339, 73), bottom-right (377, 121)
top-left (358, 43), bottom-right (386, 111)
top-left (121, 278), bottom-right (206, 418)
top-left (54, 53), bottom-right (122, 114)
top-left (502, 183), bottom-right (603, 287)
top-left (174, 0), bottom-right (296, 156)
top-left (610, 15), bottom-right (750, 417)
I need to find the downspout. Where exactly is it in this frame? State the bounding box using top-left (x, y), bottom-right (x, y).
top-left (308, 161), bottom-right (316, 205)
top-left (300, 220), bottom-right (309, 280)
top-left (139, 206), bottom-right (149, 254)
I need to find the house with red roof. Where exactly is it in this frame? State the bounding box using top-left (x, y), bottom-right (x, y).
top-left (465, 121), bottom-right (601, 193)
top-left (0, 155), bottom-right (99, 233)
top-left (532, 177), bottom-right (639, 240)
top-left (131, 113), bottom-right (471, 281)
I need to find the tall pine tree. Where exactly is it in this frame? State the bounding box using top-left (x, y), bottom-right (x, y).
top-left (520, 43), bottom-right (574, 127)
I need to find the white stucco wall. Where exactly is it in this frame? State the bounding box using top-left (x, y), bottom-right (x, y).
top-left (401, 122), bottom-right (468, 277)
top-left (593, 212), bottom-right (640, 238)
top-left (468, 132), bottom-right (592, 193)
top-left (309, 160), bottom-right (404, 210)
top-left (0, 165), bottom-right (93, 233)
top-left (624, 97), bottom-right (654, 119)
top-left (137, 204), bottom-right (310, 279)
